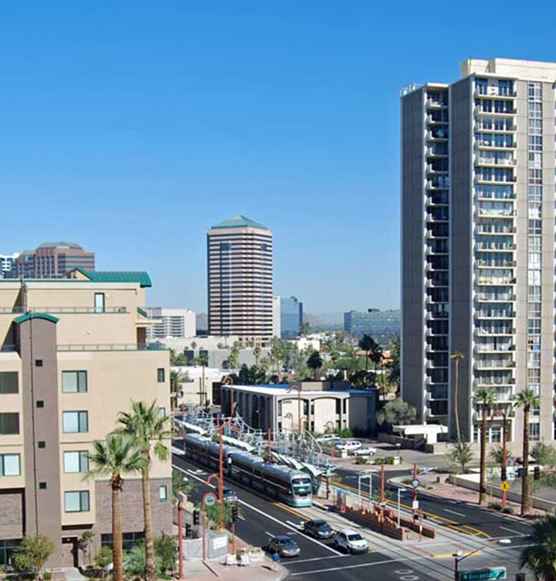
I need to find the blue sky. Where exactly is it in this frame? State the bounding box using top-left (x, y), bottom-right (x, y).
top-left (2, 1), bottom-right (555, 313)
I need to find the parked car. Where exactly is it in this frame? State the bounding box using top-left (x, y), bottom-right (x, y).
top-left (223, 487), bottom-right (238, 503)
top-left (353, 446), bottom-right (377, 456)
top-left (316, 434), bottom-right (339, 443)
top-left (264, 535), bottom-right (301, 558)
top-left (333, 529), bottom-right (369, 554)
top-left (303, 519), bottom-right (334, 540)
top-left (335, 440), bottom-right (362, 452)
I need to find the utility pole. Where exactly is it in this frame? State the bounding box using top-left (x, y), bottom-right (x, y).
top-left (412, 464), bottom-right (418, 503)
top-left (501, 407), bottom-right (508, 508)
top-left (218, 424), bottom-right (225, 530)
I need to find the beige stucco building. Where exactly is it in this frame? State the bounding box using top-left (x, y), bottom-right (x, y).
top-left (0, 270), bottom-right (171, 567)
top-left (220, 383), bottom-right (377, 436)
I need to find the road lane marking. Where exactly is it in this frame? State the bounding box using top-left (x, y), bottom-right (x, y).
top-left (442, 508), bottom-right (466, 517)
top-left (500, 526), bottom-right (525, 536)
top-left (173, 463), bottom-right (342, 556)
top-left (288, 555), bottom-right (432, 576)
top-left (291, 555), bottom-right (347, 564)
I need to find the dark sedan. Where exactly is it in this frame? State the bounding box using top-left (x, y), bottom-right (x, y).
top-left (303, 519), bottom-right (334, 540)
top-left (264, 535), bottom-right (301, 558)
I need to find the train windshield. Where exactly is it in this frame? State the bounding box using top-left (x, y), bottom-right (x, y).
top-left (292, 477), bottom-right (312, 496)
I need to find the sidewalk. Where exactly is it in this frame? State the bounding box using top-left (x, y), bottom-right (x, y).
top-left (184, 559), bottom-right (287, 580)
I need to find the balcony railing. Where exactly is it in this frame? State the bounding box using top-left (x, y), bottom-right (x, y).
top-left (476, 226), bottom-right (516, 235)
top-left (0, 306), bottom-right (128, 314)
top-left (474, 344), bottom-right (514, 353)
top-left (475, 310), bottom-right (515, 319)
top-left (475, 243), bottom-right (515, 251)
top-left (475, 157), bottom-right (516, 167)
top-left (474, 87), bottom-right (517, 98)
top-left (57, 343), bottom-right (167, 352)
top-left (476, 277), bottom-right (516, 286)
top-left (475, 293), bottom-right (516, 302)
top-left (474, 360), bottom-right (515, 370)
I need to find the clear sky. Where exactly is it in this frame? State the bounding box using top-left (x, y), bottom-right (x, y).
top-left (2, 1), bottom-right (555, 313)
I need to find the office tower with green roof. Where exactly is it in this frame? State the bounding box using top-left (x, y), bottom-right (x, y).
top-left (207, 215), bottom-right (273, 345)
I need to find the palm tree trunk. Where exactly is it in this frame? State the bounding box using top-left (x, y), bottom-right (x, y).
top-left (479, 406), bottom-right (487, 505)
top-left (521, 406), bottom-right (531, 516)
top-left (112, 480), bottom-right (124, 581)
top-left (142, 467), bottom-right (156, 581)
top-left (453, 357), bottom-right (462, 444)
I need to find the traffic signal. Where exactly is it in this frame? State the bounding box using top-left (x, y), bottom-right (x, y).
top-left (185, 523), bottom-right (192, 538)
top-left (534, 466), bottom-right (541, 481)
top-left (193, 509), bottom-right (200, 526)
top-left (500, 466), bottom-right (507, 482)
top-left (231, 502), bottom-right (239, 523)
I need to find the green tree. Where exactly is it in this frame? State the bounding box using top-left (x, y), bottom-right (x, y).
top-left (475, 388), bottom-right (495, 505)
top-left (170, 370), bottom-right (185, 411)
top-left (124, 542), bottom-right (149, 578)
top-left (358, 334), bottom-right (375, 371)
top-left (300, 321), bottom-right (311, 336)
top-left (520, 515), bottom-right (556, 581)
top-left (172, 469), bottom-right (194, 502)
top-left (205, 502), bottom-right (234, 529)
top-left (532, 443), bottom-right (556, 468)
top-left (386, 336), bottom-right (400, 387)
top-left (306, 350), bottom-right (323, 380)
top-left (155, 534), bottom-right (177, 576)
top-left (118, 401), bottom-right (172, 581)
top-left (490, 445), bottom-right (513, 467)
top-left (448, 442), bottom-right (473, 474)
top-left (376, 398), bottom-right (416, 428)
top-left (94, 546), bottom-right (113, 569)
top-left (89, 433), bottom-right (143, 581)
top-left (78, 530), bottom-right (95, 567)
top-left (13, 535), bottom-right (54, 580)
top-left (228, 341), bottom-right (241, 369)
top-left (514, 389), bottom-right (540, 516)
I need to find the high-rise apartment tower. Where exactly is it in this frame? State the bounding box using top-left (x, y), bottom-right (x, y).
top-left (401, 58), bottom-right (556, 449)
top-left (207, 215), bottom-right (273, 345)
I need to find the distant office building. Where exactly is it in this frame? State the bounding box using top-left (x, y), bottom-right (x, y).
top-left (207, 215), bottom-right (273, 345)
top-left (344, 309), bottom-right (400, 341)
top-left (0, 253), bottom-right (19, 278)
top-left (13, 242), bottom-right (95, 279)
top-left (272, 297), bottom-right (281, 338)
top-left (280, 296), bottom-right (303, 339)
top-left (145, 307), bottom-right (196, 340)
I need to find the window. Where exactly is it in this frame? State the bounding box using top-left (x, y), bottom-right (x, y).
top-left (159, 485), bottom-right (168, 502)
top-left (0, 372), bottom-right (18, 394)
top-left (36, 401), bottom-right (44, 408)
top-left (64, 491), bottom-right (90, 513)
top-left (158, 407), bottom-right (166, 418)
top-left (94, 293), bottom-right (106, 313)
top-left (35, 360), bottom-right (43, 367)
top-left (101, 532), bottom-right (144, 552)
top-left (0, 413), bottom-right (19, 435)
top-left (529, 423), bottom-right (540, 441)
top-left (63, 411), bottom-right (89, 433)
top-left (157, 368), bottom-right (165, 383)
top-left (39, 482), bottom-right (47, 490)
top-left (64, 451), bottom-right (89, 473)
top-left (38, 441), bottom-right (46, 449)
top-left (0, 454), bottom-right (20, 477)
top-left (62, 371), bottom-right (88, 393)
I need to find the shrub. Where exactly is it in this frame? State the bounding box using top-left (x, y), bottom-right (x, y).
top-left (501, 506), bottom-right (514, 514)
top-left (488, 501), bottom-right (502, 511)
top-left (13, 535), bottom-right (55, 579)
top-left (94, 546), bottom-right (113, 569)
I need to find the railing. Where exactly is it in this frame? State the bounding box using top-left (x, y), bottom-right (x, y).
top-left (475, 327), bottom-right (515, 336)
top-left (476, 157), bottom-right (516, 167)
top-left (57, 343), bottom-right (167, 352)
top-left (475, 311), bottom-right (515, 318)
top-left (474, 344), bottom-right (514, 353)
top-left (475, 243), bottom-right (515, 251)
top-left (474, 360), bottom-right (515, 370)
top-left (0, 306), bottom-right (128, 314)
top-left (475, 293), bottom-right (515, 301)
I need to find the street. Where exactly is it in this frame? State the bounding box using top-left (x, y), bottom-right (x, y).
top-left (173, 450), bottom-right (532, 580)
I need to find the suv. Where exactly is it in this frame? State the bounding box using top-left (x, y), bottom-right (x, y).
top-left (303, 519), bottom-right (334, 540)
top-left (333, 529), bottom-right (369, 554)
top-left (223, 487), bottom-right (238, 503)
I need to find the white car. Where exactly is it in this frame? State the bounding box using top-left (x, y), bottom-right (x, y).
top-left (335, 440), bottom-right (362, 452)
top-left (333, 528), bottom-right (369, 554)
top-left (316, 434), bottom-right (338, 443)
top-left (352, 446), bottom-right (377, 456)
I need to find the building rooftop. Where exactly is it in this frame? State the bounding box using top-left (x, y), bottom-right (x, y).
top-left (71, 268), bottom-right (152, 288)
top-left (14, 312), bottom-right (59, 325)
top-left (223, 384), bottom-right (366, 397)
top-left (37, 241), bottom-right (85, 249)
top-left (211, 214), bottom-right (269, 231)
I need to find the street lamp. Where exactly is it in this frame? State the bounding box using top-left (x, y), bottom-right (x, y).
top-left (452, 547), bottom-right (481, 580)
top-left (357, 472), bottom-right (373, 510)
top-left (397, 488), bottom-right (407, 528)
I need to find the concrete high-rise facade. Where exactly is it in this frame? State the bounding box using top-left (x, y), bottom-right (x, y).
top-left (0, 271), bottom-right (171, 567)
top-left (401, 58), bottom-right (556, 450)
top-left (280, 296), bottom-right (303, 339)
top-left (0, 254), bottom-right (19, 279)
top-left (145, 307), bottom-right (196, 340)
top-left (14, 242), bottom-right (95, 279)
top-left (207, 215), bottom-right (273, 345)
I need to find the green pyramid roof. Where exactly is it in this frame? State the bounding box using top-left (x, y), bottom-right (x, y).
top-left (15, 312), bottom-right (59, 325)
top-left (211, 215), bottom-right (269, 230)
top-left (74, 269), bottom-right (152, 288)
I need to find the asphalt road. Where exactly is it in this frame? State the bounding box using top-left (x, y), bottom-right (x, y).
top-left (173, 452), bottom-right (439, 580)
top-left (335, 468), bottom-right (533, 539)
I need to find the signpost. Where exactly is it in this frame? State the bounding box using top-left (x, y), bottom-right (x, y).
top-left (457, 567), bottom-right (507, 581)
top-left (500, 480), bottom-right (510, 509)
top-left (203, 492), bottom-right (217, 508)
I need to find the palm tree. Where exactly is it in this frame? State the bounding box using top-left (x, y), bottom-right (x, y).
top-left (521, 515), bottom-right (556, 580)
top-left (306, 350), bottom-right (323, 380)
top-left (475, 388), bottom-right (495, 505)
top-left (88, 433), bottom-right (143, 581)
top-left (358, 335), bottom-right (375, 371)
top-left (118, 401), bottom-right (172, 581)
top-left (514, 388), bottom-right (540, 516)
top-left (450, 352), bottom-right (464, 444)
